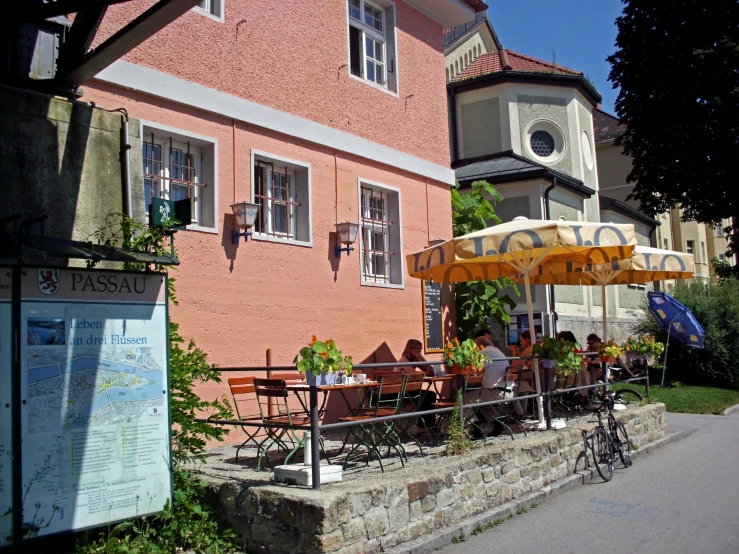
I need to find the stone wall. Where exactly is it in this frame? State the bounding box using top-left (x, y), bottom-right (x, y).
top-left (205, 404), bottom-right (667, 554)
top-left (0, 86), bottom-right (143, 264)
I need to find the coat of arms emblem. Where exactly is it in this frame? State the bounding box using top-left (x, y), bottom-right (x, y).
top-left (37, 269), bottom-right (60, 295)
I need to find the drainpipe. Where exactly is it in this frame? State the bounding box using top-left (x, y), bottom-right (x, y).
top-left (120, 112), bottom-right (133, 218)
top-left (449, 86), bottom-right (459, 163)
top-left (649, 226), bottom-right (661, 291)
top-left (543, 177), bottom-right (558, 334)
top-left (96, 105), bottom-right (132, 217)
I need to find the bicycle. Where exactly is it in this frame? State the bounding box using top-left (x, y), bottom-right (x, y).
top-left (603, 392), bottom-right (633, 468)
top-left (584, 401), bottom-right (615, 482)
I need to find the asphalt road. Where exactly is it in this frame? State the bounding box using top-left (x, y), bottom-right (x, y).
top-left (438, 412), bottom-right (739, 554)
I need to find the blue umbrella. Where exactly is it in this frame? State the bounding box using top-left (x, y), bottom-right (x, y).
top-left (647, 291), bottom-right (705, 386)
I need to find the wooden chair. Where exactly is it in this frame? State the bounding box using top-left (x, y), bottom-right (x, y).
top-left (228, 377), bottom-right (269, 461)
top-left (252, 378), bottom-right (310, 471)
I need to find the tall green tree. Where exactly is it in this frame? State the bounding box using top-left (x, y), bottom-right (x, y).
top-left (607, 0), bottom-right (739, 261)
top-left (452, 181), bottom-right (518, 339)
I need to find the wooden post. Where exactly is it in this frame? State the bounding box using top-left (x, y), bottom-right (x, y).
top-left (266, 348), bottom-right (274, 417)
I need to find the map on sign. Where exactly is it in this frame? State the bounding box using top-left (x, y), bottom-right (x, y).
top-left (27, 347), bottom-right (164, 434)
top-left (19, 269), bottom-right (171, 540)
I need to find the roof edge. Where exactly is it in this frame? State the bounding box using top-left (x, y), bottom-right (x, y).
top-left (600, 196), bottom-right (660, 228)
top-left (449, 70), bottom-right (602, 107)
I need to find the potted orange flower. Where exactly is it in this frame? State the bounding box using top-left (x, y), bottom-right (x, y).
top-left (294, 335), bottom-right (353, 386)
top-left (442, 338), bottom-right (486, 374)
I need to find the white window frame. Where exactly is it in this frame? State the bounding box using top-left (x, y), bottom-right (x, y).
top-left (250, 150), bottom-right (312, 248)
top-left (686, 240), bottom-right (694, 255)
top-left (719, 254), bottom-right (726, 262)
top-left (346, 0), bottom-right (399, 97)
top-left (357, 178), bottom-right (404, 289)
top-left (193, 0), bottom-right (225, 23)
top-left (140, 121), bottom-right (218, 234)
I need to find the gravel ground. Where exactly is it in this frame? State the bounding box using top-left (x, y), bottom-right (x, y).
top-left (187, 411), bottom-right (606, 485)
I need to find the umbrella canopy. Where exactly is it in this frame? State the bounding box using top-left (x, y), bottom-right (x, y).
top-left (511, 246), bottom-right (694, 356)
top-left (407, 218), bottom-right (638, 283)
top-left (520, 246), bottom-right (695, 286)
top-left (648, 291), bottom-right (705, 349)
top-left (406, 218), bottom-right (638, 429)
top-left (648, 291), bottom-right (705, 387)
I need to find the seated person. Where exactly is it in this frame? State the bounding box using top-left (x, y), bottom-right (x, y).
top-left (558, 330), bottom-right (589, 405)
top-left (474, 328), bottom-right (493, 341)
top-left (396, 339), bottom-right (429, 375)
top-left (585, 333), bottom-right (604, 383)
top-left (466, 336), bottom-right (509, 436)
top-left (394, 339), bottom-right (436, 430)
top-left (509, 330), bottom-right (533, 368)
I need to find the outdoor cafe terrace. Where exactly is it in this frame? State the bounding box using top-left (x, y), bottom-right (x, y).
top-left (197, 354), bottom-right (651, 485)
top-left (192, 355), bottom-right (668, 554)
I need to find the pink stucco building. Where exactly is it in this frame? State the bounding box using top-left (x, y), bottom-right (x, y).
top-left (81, 0), bottom-right (486, 400)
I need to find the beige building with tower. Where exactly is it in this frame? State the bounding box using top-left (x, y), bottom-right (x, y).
top-left (444, 14), bottom-right (658, 344)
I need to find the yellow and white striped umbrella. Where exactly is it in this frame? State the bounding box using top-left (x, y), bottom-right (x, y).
top-left (512, 246), bottom-right (695, 341)
top-left (406, 217), bottom-right (638, 429)
top-left (522, 246), bottom-right (695, 286)
top-left (406, 218), bottom-right (637, 283)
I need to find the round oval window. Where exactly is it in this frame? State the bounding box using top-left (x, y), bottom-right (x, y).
top-left (530, 130), bottom-right (555, 158)
top-left (581, 130), bottom-right (593, 170)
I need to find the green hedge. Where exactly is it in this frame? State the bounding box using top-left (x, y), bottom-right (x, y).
top-left (634, 278), bottom-right (739, 389)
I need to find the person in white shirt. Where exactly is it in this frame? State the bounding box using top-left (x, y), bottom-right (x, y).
top-left (467, 336), bottom-right (510, 436)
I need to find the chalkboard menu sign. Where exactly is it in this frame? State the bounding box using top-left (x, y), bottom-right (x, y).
top-left (422, 281), bottom-right (443, 353)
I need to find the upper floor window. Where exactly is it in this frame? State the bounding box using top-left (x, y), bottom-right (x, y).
top-left (194, 0), bottom-right (224, 22)
top-left (142, 126), bottom-right (217, 232)
top-left (686, 240), bottom-right (694, 255)
top-left (348, 0), bottom-right (398, 93)
top-left (360, 183), bottom-right (402, 287)
top-left (252, 152), bottom-right (312, 246)
top-left (715, 222), bottom-right (723, 235)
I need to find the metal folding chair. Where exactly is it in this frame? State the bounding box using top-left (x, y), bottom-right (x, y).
top-left (228, 377), bottom-right (268, 461)
top-left (252, 378), bottom-right (310, 471)
top-left (338, 373), bottom-right (406, 472)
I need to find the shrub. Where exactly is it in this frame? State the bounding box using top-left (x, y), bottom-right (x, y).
top-left (633, 278), bottom-right (739, 389)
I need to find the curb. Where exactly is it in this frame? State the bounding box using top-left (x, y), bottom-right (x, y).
top-left (723, 403), bottom-right (739, 416)
top-left (388, 430), bottom-right (691, 554)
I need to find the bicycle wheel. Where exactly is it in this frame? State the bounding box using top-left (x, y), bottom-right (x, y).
top-left (591, 427), bottom-right (614, 482)
top-left (613, 420), bottom-right (633, 467)
top-left (613, 388), bottom-right (643, 404)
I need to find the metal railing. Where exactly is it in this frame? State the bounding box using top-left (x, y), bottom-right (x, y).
top-left (199, 357), bottom-right (650, 490)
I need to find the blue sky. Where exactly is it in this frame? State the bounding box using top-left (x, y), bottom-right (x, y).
top-left (486, 0), bottom-right (625, 114)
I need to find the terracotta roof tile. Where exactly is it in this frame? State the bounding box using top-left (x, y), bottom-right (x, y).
top-left (452, 49), bottom-right (582, 83)
top-left (593, 108), bottom-right (627, 143)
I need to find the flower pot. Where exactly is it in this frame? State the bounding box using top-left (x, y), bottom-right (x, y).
top-left (451, 364), bottom-right (478, 375)
top-left (601, 355), bottom-right (615, 364)
top-left (306, 372), bottom-right (340, 387)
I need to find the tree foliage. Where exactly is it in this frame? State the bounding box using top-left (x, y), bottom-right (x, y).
top-left (452, 181), bottom-right (518, 339)
top-left (608, 1), bottom-right (739, 257)
top-left (634, 278), bottom-right (739, 389)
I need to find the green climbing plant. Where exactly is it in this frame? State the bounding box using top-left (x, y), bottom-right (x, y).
top-left (74, 214), bottom-right (239, 553)
top-left (452, 181), bottom-right (519, 339)
top-left (445, 392), bottom-right (473, 456)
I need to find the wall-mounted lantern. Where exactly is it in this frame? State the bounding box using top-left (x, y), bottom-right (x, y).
top-left (230, 201), bottom-right (260, 244)
top-left (335, 221), bottom-right (359, 258)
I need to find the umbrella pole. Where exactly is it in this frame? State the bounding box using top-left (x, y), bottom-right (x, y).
top-left (661, 315), bottom-right (678, 387)
top-left (602, 284), bottom-right (609, 394)
top-left (523, 272), bottom-right (546, 429)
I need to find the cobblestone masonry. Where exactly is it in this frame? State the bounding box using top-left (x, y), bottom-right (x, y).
top-left (205, 404), bottom-right (667, 554)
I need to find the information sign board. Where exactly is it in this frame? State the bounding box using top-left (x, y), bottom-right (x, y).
top-left (0, 269), bottom-right (12, 546)
top-left (19, 268), bottom-right (171, 537)
top-left (422, 281), bottom-right (443, 353)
